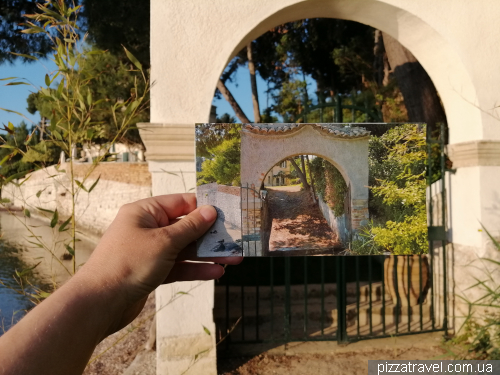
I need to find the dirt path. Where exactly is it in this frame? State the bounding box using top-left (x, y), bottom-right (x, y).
top-left (266, 187), bottom-right (339, 253)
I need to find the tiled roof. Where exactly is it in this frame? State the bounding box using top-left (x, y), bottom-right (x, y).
top-left (242, 123), bottom-right (370, 138)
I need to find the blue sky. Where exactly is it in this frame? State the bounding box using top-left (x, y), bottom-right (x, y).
top-left (0, 57), bottom-right (317, 127)
top-left (0, 57), bottom-right (58, 127)
top-left (212, 65), bottom-right (317, 122)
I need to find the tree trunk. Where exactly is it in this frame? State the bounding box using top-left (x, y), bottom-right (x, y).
top-left (217, 79), bottom-right (251, 123)
top-left (247, 42), bottom-right (261, 123)
top-left (289, 157), bottom-right (310, 190)
top-left (373, 30), bottom-right (390, 88)
top-left (382, 32), bottom-right (446, 131)
top-left (305, 155), bottom-right (317, 203)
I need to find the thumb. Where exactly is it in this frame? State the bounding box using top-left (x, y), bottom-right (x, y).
top-left (163, 205), bottom-right (217, 254)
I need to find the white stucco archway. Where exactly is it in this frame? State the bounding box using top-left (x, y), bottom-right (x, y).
top-left (240, 123), bottom-right (370, 249)
top-left (141, 1), bottom-right (500, 373)
top-left (241, 123), bottom-right (368, 206)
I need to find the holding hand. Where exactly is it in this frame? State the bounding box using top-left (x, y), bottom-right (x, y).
top-left (0, 194), bottom-right (242, 375)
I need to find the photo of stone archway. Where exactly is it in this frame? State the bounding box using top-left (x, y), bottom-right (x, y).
top-left (241, 123), bottom-right (370, 256)
top-left (196, 122), bottom-right (427, 258)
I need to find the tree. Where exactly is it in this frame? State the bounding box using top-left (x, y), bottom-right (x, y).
top-left (247, 42), bottom-right (261, 123)
top-left (361, 124), bottom-right (427, 255)
top-left (288, 156), bottom-right (310, 191)
top-left (382, 32), bottom-right (446, 130)
top-left (272, 79), bottom-right (308, 122)
top-left (81, 0), bottom-right (150, 67)
top-left (215, 113), bottom-right (236, 123)
top-left (197, 138), bottom-right (241, 186)
top-left (0, 122), bottom-right (39, 183)
top-left (0, 0), bottom-right (52, 64)
top-left (195, 123), bottom-right (241, 159)
top-left (26, 48), bottom-right (149, 145)
top-left (60, 6), bottom-right (445, 129)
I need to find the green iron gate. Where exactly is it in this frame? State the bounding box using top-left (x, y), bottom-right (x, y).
top-left (215, 122), bottom-right (448, 348)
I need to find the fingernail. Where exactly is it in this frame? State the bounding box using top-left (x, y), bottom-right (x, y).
top-left (200, 205), bottom-right (217, 222)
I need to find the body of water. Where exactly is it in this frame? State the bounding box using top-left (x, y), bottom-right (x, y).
top-left (0, 210), bottom-right (98, 334)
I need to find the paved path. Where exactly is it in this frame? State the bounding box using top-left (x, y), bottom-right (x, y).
top-left (266, 186), bottom-right (339, 254)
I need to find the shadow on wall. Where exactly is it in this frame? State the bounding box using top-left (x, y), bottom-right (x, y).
top-left (196, 183), bottom-right (242, 257)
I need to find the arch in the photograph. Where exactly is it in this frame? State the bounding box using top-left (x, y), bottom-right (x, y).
top-left (240, 123), bottom-right (370, 232)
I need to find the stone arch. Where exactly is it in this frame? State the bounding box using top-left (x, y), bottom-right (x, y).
top-left (207, 0), bottom-right (481, 144)
top-left (241, 123), bottom-right (370, 232)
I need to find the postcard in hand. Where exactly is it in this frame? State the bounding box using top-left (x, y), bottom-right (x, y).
top-left (196, 123), bottom-right (427, 258)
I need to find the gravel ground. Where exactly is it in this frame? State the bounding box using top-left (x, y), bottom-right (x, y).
top-left (267, 187), bottom-right (339, 252)
top-left (218, 346), bottom-right (448, 374)
top-left (83, 293), bottom-right (156, 375)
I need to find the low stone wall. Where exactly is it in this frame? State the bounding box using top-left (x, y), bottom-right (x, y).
top-left (2, 162), bottom-right (151, 235)
top-left (318, 194), bottom-right (348, 244)
top-left (196, 183), bottom-right (241, 229)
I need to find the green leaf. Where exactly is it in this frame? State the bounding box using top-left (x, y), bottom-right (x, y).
top-left (18, 173), bottom-right (32, 186)
top-left (0, 154), bottom-right (11, 167)
top-left (5, 81), bottom-right (30, 86)
top-left (45, 74), bottom-right (50, 87)
top-left (23, 209), bottom-right (31, 218)
top-left (37, 291), bottom-right (51, 299)
top-left (123, 46), bottom-right (143, 71)
top-left (36, 188), bottom-right (47, 198)
top-left (9, 52), bottom-right (38, 60)
top-left (52, 130), bottom-right (63, 141)
top-left (203, 325), bottom-right (211, 336)
top-left (20, 26), bottom-right (46, 34)
top-left (27, 240), bottom-right (44, 248)
top-left (0, 107), bottom-right (24, 116)
top-left (75, 180), bottom-right (88, 192)
top-left (87, 90), bottom-right (92, 106)
top-left (16, 262), bottom-right (41, 277)
top-left (57, 79), bottom-right (64, 97)
top-left (3, 169), bottom-right (28, 184)
top-left (36, 207), bottom-right (55, 214)
top-left (65, 244), bottom-right (75, 257)
top-left (88, 175), bottom-right (101, 193)
top-left (59, 217), bottom-right (71, 232)
top-left (50, 209), bottom-right (59, 228)
top-left (86, 129), bottom-right (94, 140)
top-left (0, 77), bottom-right (18, 81)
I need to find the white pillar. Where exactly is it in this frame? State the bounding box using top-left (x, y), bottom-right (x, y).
top-left (139, 123), bottom-right (217, 375)
top-left (444, 141), bottom-right (500, 331)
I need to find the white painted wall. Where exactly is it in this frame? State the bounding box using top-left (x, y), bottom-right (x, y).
top-left (150, 0), bottom-right (500, 249)
top-left (318, 194), bottom-right (348, 245)
top-left (148, 0), bottom-right (500, 370)
top-left (148, 160), bottom-right (217, 375)
top-left (2, 164), bottom-right (151, 235)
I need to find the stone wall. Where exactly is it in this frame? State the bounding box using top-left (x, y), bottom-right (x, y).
top-left (196, 183), bottom-right (241, 229)
top-left (2, 162), bottom-right (151, 235)
top-left (318, 194), bottom-right (348, 245)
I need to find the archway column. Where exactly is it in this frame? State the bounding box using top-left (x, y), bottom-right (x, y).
top-left (138, 123), bottom-right (217, 375)
top-left (148, 0), bottom-right (500, 366)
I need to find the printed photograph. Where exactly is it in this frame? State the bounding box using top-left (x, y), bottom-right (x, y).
top-left (196, 123), bottom-right (427, 258)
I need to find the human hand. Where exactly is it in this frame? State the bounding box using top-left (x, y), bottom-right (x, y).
top-left (78, 193), bottom-right (242, 334)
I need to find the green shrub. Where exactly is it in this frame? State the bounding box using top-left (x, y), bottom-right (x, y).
top-left (197, 138), bottom-right (241, 186)
top-left (310, 157), bottom-right (348, 217)
top-left (22, 141), bottom-right (61, 164)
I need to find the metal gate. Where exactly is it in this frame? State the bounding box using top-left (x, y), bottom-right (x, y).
top-left (241, 184), bottom-right (263, 257)
top-left (216, 123), bottom-right (448, 348)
